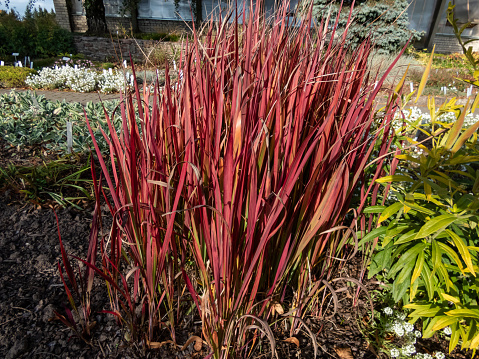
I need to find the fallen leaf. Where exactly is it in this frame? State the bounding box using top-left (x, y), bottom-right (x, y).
top-left (272, 301), bottom-right (284, 315)
top-left (334, 346), bottom-right (354, 359)
top-left (284, 337), bottom-right (300, 347)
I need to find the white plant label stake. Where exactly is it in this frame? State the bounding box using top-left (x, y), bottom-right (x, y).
top-left (123, 60), bottom-right (127, 68)
top-left (67, 121), bottom-right (73, 154)
top-left (410, 82), bottom-right (414, 93)
top-left (30, 62), bottom-right (33, 69)
top-left (109, 68), bottom-right (113, 75)
top-left (31, 95), bottom-right (40, 115)
top-left (0, 61), bottom-right (4, 66)
top-left (467, 85), bottom-right (473, 98)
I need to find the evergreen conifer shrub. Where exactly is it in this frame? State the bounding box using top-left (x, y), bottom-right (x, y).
top-left (313, 0), bottom-right (422, 54)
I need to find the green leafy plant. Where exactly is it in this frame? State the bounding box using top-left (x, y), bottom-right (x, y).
top-left (446, 2), bottom-right (479, 73)
top-left (363, 49), bottom-right (479, 353)
top-left (0, 156), bottom-right (93, 208)
top-left (101, 62), bottom-right (115, 70)
top-left (0, 7), bottom-right (74, 58)
top-left (358, 298), bottom-right (424, 358)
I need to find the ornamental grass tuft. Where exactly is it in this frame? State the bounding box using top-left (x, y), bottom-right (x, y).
top-left (56, 0), bottom-right (404, 357)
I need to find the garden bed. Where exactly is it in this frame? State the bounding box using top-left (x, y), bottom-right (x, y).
top-left (2, 2), bottom-right (479, 359)
top-left (0, 190), bottom-right (390, 359)
top-left (0, 189), bottom-right (471, 358)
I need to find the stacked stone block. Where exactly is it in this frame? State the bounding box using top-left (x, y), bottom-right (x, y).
top-left (73, 36), bottom-right (184, 62)
top-left (52, 0), bottom-right (71, 31)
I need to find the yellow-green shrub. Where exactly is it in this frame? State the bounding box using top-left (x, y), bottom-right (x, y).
top-left (0, 66), bottom-right (37, 88)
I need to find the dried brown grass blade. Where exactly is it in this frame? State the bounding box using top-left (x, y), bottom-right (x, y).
top-left (146, 339), bottom-right (176, 349)
top-left (285, 316), bottom-right (319, 358)
top-left (180, 336), bottom-right (203, 351)
top-left (241, 314), bottom-right (277, 359)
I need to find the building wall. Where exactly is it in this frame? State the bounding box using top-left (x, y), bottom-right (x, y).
top-left (56, 0), bottom-right (479, 54)
top-left (431, 0), bottom-right (479, 54)
top-left (71, 14), bottom-right (88, 32)
top-left (434, 33), bottom-right (479, 53)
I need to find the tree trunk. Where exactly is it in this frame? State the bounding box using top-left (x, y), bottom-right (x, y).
top-left (130, 5), bottom-right (139, 33)
top-left (85, 0), bottom-right (108, 35)
top-left (194, 0), bottom-right (203, 25)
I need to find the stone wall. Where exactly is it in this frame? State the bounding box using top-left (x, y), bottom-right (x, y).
top-left (137, 19), bottom-right (192, 34)
top-left (73, 36), bottom-right (184, 62)
top-left (69, 14), bottom-right (192, 35)
top-left (71, 14), bottom-right (88, 33)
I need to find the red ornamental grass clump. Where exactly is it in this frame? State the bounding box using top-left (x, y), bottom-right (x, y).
top-left (58, 0), bottom-right (403, 357)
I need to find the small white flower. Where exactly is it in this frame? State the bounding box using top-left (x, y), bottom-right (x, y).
top-left (401, 344), bottom-right (416, 355)
top-left (391, 348), bottom-right (400, 358)
top-left (404, 322), bottom-right (415, 333)
top-left (383, 307), bottom-right (394, 315)
top-left (406, 333), bottom-right (417, 344)
top-left (415, 330), bottom-right (422, 338)
top-left (396, 313), bottom-right (407, 321)
top-left (435, 352), bottom-right (445, 359)
top-left (423, 354), bottom-right (433, 359)
top-left (393, 325), bottom-right (405, 337)
top-left (443, 327), bottom-right (452, 336)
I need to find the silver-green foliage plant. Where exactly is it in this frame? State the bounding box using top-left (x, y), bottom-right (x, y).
top-left (0, 90), bottom-right (122, 154)
top-left (313, 0), bottom-right (422, 54)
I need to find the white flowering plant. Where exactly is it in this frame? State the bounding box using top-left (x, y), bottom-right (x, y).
top-left (25, 65), bottom-right (132, 93)
top-left (392, 105), bottom-right (479, 133)
top-left (360, 303), bottom-right (445, 359)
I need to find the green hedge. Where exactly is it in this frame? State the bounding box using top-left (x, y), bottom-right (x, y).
top-left (0, 67), bottom-right (37, 87)
top-left (0, 8), bottom-right (75, 59)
